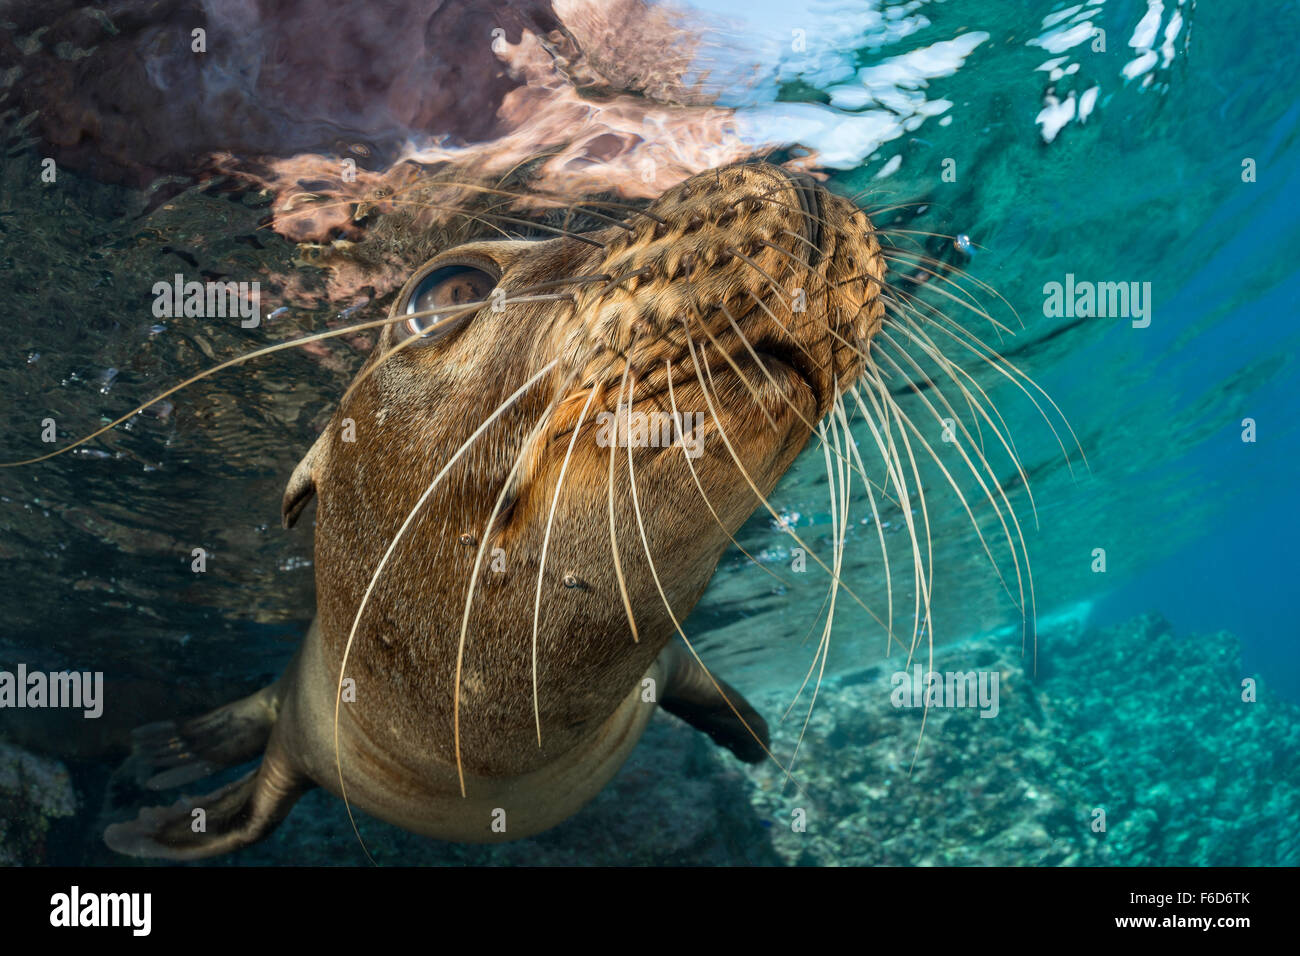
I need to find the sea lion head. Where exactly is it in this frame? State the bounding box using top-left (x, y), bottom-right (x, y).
top-left (286, 162), bottom-right (886, 775)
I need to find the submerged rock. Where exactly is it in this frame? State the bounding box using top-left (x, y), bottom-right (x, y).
top-left (1037, 613), bottom-right (1300, 866)
top-left (744, 613), bottom-right (1299, 866)
top-left (0, 742), bottom-right (77, 865)
top-left (745, 633), bottom-right (1103, 866)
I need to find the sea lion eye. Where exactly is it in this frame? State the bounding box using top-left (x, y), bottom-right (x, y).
top-left (399, 265), bottom-right (498, 342)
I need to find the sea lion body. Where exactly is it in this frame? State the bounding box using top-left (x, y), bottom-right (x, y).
top-left (105, 162), bottom-right (885, 858)
top-left (275, 619), bottom-right (668, 844)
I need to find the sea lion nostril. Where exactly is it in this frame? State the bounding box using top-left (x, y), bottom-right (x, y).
top-left (779, 169), bottom-right (826, 269)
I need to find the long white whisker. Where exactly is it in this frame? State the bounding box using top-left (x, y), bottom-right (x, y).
top-left (455, 377), bottom-right (572, 795)
top-left (531, 385), bottom-right (600, 746)
top-left (332, 358), bottom-right (558, 851)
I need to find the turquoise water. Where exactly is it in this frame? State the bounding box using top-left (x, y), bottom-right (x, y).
top-left (0, 0), bottom-right (1296, 865)
top-left (691, 0), bottom-right (1300, 698)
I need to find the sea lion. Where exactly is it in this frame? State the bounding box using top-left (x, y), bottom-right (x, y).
top-left (103, 161), bottom-right (885, 859)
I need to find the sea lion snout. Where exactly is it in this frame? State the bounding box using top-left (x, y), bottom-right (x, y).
top-left (566, 162), bottom-right (885, 419)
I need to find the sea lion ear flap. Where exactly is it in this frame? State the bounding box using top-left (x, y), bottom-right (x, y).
top-left (281, 430), bottom-right (329, 529)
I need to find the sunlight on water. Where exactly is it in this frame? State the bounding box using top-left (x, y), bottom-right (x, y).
top-left (684, 0), bottom-right (1300, 698)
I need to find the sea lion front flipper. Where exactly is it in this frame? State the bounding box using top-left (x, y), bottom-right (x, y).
top-left (104, 731), bottom-right (309, 861)
top-left (126, 680), bottom-right (283, 790)
top-left (656, 641), bottom-right (770, 764)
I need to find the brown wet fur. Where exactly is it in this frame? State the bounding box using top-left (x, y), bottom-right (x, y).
top-left (105, 162), bottom-right (887, 858)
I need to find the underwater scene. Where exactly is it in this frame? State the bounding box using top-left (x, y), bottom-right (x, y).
top-left (0, 0), bottom-right (1296, 871)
